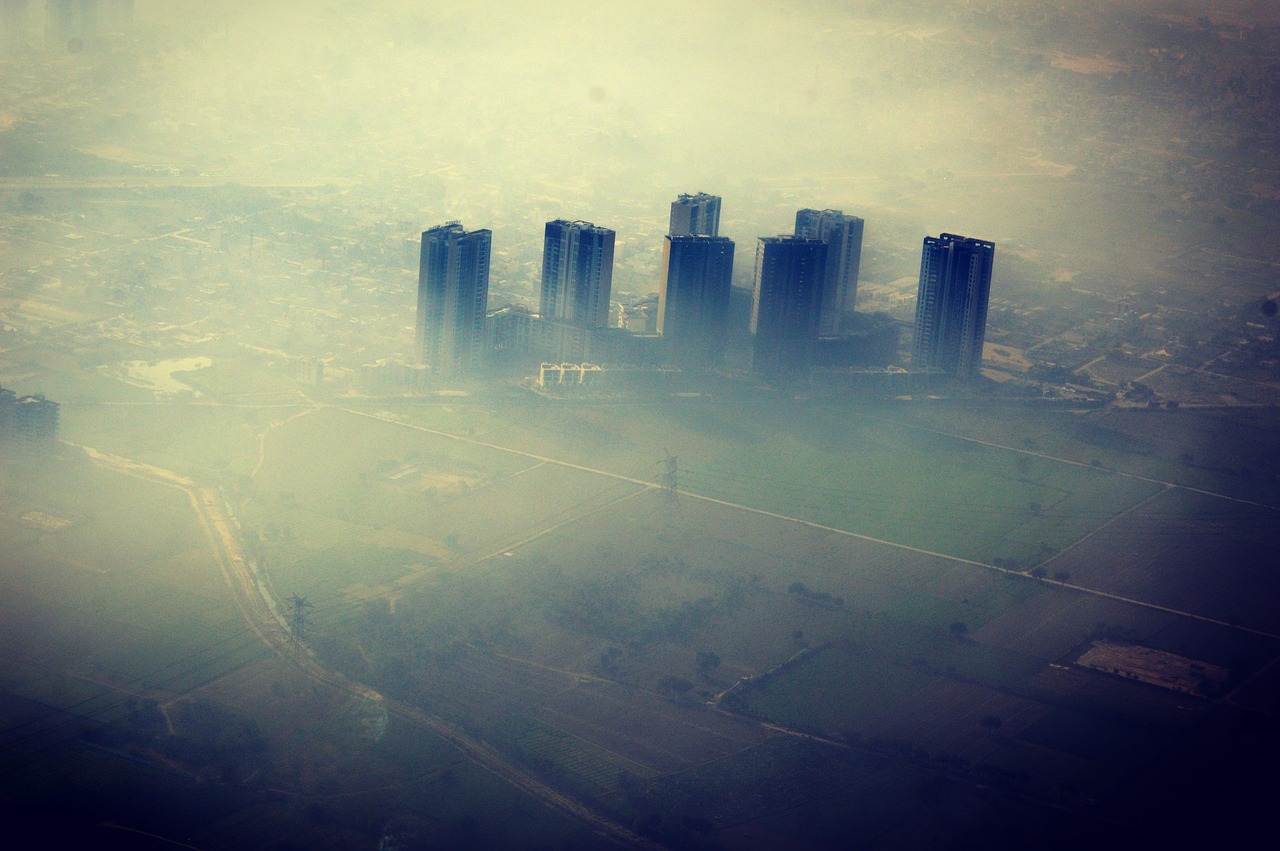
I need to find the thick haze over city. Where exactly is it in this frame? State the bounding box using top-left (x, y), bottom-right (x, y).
top-left (15, 0), bottom-right (1278, 297)
top-left (4, 1), bottom-right (1280, 849)
top-left (6, 0), bottom-right (1280, 304)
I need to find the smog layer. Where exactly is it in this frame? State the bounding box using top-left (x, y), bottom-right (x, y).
top-left (3, 2), bottom-right (1280, 849)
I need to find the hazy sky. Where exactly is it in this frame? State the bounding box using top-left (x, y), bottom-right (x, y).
top-left (10, 1), bottom-right (1278, 297)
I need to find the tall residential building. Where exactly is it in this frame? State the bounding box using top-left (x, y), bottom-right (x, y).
top-left (750, 236), bottom-right (827, 381)
top-left (539, 219), bottom-right (615, 330)
top-left (669, 192), bottom-right (721, 237)
top-left (416, 222), bottom-right (491, 377)
top-left (912, 232), bottom-right (995, 376)
top-left (795, 208), bottom-right (864, 337)
top-left (657, 235), bottom-right (735, 364)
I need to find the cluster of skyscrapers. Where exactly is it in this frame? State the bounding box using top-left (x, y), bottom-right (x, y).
top-left (415, 192), bottom-right (993, 386)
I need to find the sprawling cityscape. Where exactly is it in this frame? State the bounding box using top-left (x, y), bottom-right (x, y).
top-left (3, 1), bottom-right (1280, 849)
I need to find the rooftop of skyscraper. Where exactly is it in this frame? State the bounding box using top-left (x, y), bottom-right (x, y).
top-left (548, 219), bottom-right (613, 233)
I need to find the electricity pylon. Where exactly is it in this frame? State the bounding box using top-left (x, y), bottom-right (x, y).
top-left (286, 593), bottom-right (312, 647)
top-left (661, 452), bottom-right (679, 504)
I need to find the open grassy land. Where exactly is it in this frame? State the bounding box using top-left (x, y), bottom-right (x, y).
top-left (1041, 487), bottom-right (1280, 635)
top-left (220, 395), bottom-right (1280, 847)
top-left (54, 394), bottom-right (1218, 576)
top-left (0, 452), bottom-right (256, 705)
top-left (60, 400), bottom-right (274, 481)
top-left (0, 451), bottom-right (619, 849)
top-left (8, 390), bottom-right (1279, 847)
top-left (342, 396), bottom-right (1169, 568)
top-left (877, 402), bottom-right (1280, 508)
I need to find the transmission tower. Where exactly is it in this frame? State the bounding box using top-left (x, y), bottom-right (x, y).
top-left (286, 593), bottom-right (313, 646)
top-left (661, 452), bottom-right (679, 504)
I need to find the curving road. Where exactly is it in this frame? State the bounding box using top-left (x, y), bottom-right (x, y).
top-left (71, 442), bottom-right (661, 851)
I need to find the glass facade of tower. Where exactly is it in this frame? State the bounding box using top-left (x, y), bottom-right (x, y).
top-left (795, 208), bottom-right (864, 337)
top-left (912, 233), bottom-right (995, 376)
top-left (657, 235), bottom-right (736, 364)
top-left (750, 236), bottom-right (827, 381)
top-left (539, 219), bottom-right (615, 330)
top-left (417, 222), bottom-right (492, 377)
top-left (669, 192), bottom-right (721, 238)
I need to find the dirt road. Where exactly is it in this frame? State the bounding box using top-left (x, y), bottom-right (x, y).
top-left (74, 442), bottom-right (661, 851)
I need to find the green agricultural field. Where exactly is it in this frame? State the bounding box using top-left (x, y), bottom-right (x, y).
top-left (243, 405), bottom-right (665, 583)
top-left (0, 455), bottom-right (253, 702)
top-left (882, 403), bottom-right (1280, 508)
top-left (19, 389), bottom-right (1277, 848)
top-left (627, 735), bottom-right (902, 833)
top-left (343, 397), bottom-right (1165, 567)
top-left (724, 624), bottom-right (1045, 738)
top-left (680, 417), bottom-right (1163, 567)
top-left (247, 406), bottom-right (531, 525)
top-left (59, 400), bottom-right (272, 480)
top-left (174, 355), bottom-right (309, 404)
top-left (1017, 705), bottom-right (1177, 769)
top-left (728, 644), bottom-right (935, 736)
top-left (243, 397), bottom-right (1280, 849)
top-left (1044, 486), bottom-right (1280, 633)
top-left (494, 714), bottom-right (661, 800)
top-left (0, 452), bottom-right (618, 850)
top-left (266, 541), bottom-right (427, 602)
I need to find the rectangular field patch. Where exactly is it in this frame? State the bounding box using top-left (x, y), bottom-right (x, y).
top-left (1076, 641), bottom-right (1228, 696)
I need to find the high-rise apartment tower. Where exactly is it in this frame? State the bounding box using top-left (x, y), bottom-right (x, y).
top-left (669, 192), bottom-right (721, 237)
top-left (416, 222), bottom-right (492, 377)
top-left (539, 219), bottom-right (615, 330)
top-left (658, 235), bottom-right (735, 364)
top-left (912, 233), bottom-right (994, 376)
top-left (795, 209), bottom-right (864, 337)
top-left (750, 236), bottom-right (827, 380)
